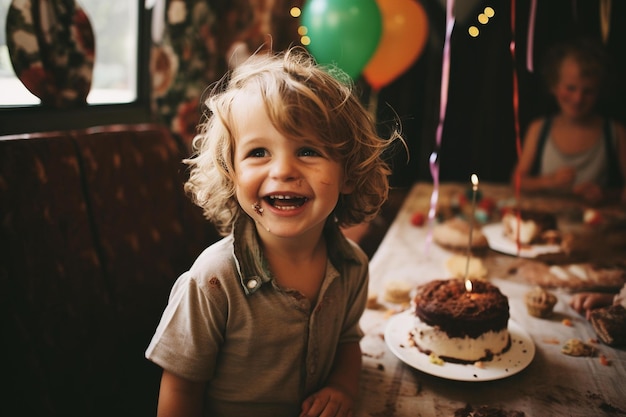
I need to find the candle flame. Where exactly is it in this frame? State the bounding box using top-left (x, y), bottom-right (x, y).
top-left (465, 279), bottom-right (473, 292)
top-left (471, 173), bottom-right (479, 189)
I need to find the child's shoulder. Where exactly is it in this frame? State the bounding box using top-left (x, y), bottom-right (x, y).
top-left (525, 117), bottom-right (550, 135)
top-left (345, 237), bottom-right (369, 264)
top-left (187, 234), bottom-right (238, 282)
top-left (530, 116), bottom-right (551, 129)
top-left (523, 116), bottom-right (556, 146)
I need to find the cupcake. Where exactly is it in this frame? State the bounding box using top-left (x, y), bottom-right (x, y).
top-left (525, 287), bottom-right (557, 318)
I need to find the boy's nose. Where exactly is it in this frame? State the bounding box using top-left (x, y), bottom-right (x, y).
top-left (269, 155), bottom-right (299, 181)
top-left (573, 88), bottom-right (594, 103)
top-left (573, 90), bottom-right (584, 102)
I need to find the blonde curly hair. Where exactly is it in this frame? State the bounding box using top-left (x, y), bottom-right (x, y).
top-left (185, 46), bottom-right (401, 235)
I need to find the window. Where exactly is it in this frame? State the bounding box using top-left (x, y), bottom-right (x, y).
top-left (0, 0), bottom-right (139, 106)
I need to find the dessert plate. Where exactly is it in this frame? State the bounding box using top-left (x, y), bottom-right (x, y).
top-left (482, 223), bottom-right (562, 258)
top-left (385, 311), bottom-right (535, 381)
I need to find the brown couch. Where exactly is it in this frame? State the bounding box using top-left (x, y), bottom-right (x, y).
top-left (0, 124), bottom-right (220, 417)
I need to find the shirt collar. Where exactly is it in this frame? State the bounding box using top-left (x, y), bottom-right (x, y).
top-left (232, 215), bottom-right (362, 295)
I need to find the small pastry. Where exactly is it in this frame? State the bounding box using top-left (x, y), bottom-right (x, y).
top-left (383, 280), bottom-right (412, 304)
top-left (432, 217), bottom-right (488, 253)
top-left (524, 286), bottom-right (557, 318)
top-left (445, 254), bottom-right (487, 279)
top-left (366, 290), bottom-right (380, 309)
top-left (561, 338), bottom-right (596, 357)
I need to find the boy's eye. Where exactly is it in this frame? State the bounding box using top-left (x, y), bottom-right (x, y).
top-left (248, 148), bottom-right (268, 158)
top-left (299, 147), bottom-right (321, 157)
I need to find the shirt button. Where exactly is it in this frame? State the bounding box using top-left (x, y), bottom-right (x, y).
top-left (246, 279), bottom-right (258, 289)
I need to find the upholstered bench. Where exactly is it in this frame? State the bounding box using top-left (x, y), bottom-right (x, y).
top-left (0, 124), bottom-right (220, 417)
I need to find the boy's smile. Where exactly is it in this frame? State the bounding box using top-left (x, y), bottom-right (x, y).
top-left (263, 194), bottom-right (308, 210)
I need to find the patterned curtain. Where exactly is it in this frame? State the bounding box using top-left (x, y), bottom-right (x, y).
top-left (149, 0), bottom-right (302, 150)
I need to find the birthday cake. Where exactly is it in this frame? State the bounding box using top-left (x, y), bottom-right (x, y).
top-left (410, 279), bottom-right (510, 363)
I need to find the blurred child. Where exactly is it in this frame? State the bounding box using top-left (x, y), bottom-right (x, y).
top-left (145, 47), bottom-right (400, 417)
top-left (512, 37), bottom-right (626, 204)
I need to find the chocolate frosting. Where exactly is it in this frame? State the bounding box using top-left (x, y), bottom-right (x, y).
top-left (413, 279), bottom-right (509, 338)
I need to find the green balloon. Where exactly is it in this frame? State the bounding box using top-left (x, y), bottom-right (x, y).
top-left (301, 0), bottom-right (382, 79)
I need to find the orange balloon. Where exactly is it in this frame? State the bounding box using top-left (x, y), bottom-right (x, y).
top-left (363, 0), bottom-right (429, 91)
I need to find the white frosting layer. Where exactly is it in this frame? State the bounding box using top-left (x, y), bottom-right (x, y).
top-left (412, 318), bottom-right (509, 362)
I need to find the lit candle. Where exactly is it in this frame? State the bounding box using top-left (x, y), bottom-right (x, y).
top-left (463, 174), bottom-right (479, 284)
top-left (465, 278), bottom-right (479, 299)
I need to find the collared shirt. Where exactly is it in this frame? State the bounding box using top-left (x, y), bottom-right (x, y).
top-left (145, 215), bottom-right (369, 417)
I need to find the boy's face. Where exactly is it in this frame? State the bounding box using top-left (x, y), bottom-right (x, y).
top-left (553, 57), bottom-right (600, 120)
top-left (231, 93), bottom-right (352, 241)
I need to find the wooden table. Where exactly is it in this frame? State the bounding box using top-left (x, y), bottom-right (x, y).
top-left (355, 182), bottom-right (626, 417)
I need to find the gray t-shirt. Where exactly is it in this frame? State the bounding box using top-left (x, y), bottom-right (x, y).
top-left (540, 133), bottom-right (609, 187)
top-left (145, 215), bottom-right (368, 417)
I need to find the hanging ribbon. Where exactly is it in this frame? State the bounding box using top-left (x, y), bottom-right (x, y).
top-left (425, 0), bottom-right (455, 253)
top-left (511, 0), bottom-right (521, 165)
top-left (526, 0), bottom-right (537, 72)
top-left (510, 0), bottom-right (524, 254)
top-left (600, 0), bottom-right (612, 44)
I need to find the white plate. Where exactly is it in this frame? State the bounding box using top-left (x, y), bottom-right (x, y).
top-left (482, 223), bottom-right (562, 258)
top-left (384, 311), bottom-right (535, 382)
